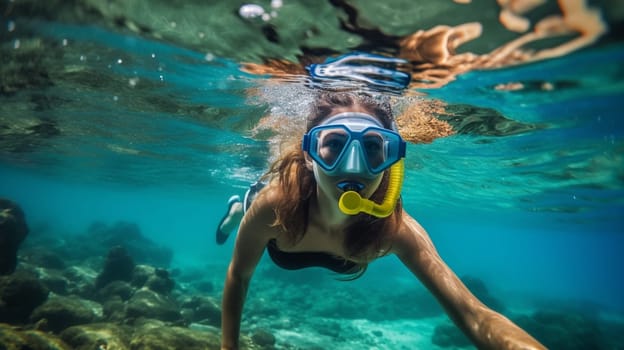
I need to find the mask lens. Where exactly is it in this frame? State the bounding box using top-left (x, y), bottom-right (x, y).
top-left (364, 128), bottom-right (403, 173)
top-left (362, 131), bottom-right (385, 170)
top-left (314, 128), bottom-right (350, 168)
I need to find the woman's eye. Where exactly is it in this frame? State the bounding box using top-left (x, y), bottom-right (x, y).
top-left (322, 135), bottom-right (346, 152)
top-left (364, 137), bottom-right (383, 154)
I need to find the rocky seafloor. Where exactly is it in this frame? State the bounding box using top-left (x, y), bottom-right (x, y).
top-left (2, 198), bottom-right (624, 350)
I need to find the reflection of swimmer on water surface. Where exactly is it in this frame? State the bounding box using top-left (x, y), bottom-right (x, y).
top-left (216, 89), bottom-right (547, 349)
top-left (241, 0), bottom-right (607, 89)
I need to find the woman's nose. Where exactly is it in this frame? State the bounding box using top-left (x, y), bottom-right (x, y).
top-left (341, 141), bottom-right (365, 174)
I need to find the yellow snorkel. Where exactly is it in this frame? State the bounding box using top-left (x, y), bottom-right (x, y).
top-left (338, 158), bottom-right (404, 218)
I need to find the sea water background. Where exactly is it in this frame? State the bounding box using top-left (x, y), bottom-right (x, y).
top-left (1, 17), bottom-right (624, 348)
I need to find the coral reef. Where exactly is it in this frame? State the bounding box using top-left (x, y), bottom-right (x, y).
top-left (0, 271), bottom-right (48, 324)
top-left (95, 246), bottom-right (135, 289)
top-left (86, 222), bottom-right (173, 268)
top-left (0, 220), bottom-right (260, 350)
top-left (0, 198), bottom-right (29, 275)
top-left (2, 217), bottom-right (624, 349)
top-left (515, 310), bottom-right (624, 350)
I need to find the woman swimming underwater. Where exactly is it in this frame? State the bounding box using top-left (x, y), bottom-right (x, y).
top-left (217, 90), bottom-right (546, 349)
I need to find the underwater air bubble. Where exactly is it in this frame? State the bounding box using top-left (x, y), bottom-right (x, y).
top-left (239, 4), bottom-right (265, 19)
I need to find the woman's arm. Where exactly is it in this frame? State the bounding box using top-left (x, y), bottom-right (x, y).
top-left (221, 191), bottom-right (277, 350)
top-left (392, 213), bottom-right (546, 350)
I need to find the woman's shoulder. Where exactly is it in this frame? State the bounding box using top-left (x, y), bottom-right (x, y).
top-left (237, 184), bottom-right (282, 241)
top-left (389, 210), bottom-right (435, 255)
top-left (253, 180), bottom-right (282, 207)
top-left (241, 181), bottom-right (281, 226)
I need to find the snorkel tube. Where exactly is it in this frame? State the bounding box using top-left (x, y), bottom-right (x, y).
top-left (338, 159), bottom-right (404, 218)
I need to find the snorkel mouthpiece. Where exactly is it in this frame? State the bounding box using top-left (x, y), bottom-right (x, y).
top-left (338, 159), bottom-right (404, 218)
top-left (337, 181), bottom-right (365, 192)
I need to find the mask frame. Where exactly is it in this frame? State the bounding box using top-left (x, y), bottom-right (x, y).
top-left (302, 113), bottom-right (406, 179)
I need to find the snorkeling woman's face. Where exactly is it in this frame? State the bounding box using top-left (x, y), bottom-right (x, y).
top-left (305, 108), bottom-right (387, 200)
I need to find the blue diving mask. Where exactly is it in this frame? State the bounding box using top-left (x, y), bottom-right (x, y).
top-left (302, 112), bottom-right (406, 180)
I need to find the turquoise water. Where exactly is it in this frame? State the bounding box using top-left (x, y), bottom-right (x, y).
top-left (2, 13), bottom-right (624, 350)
